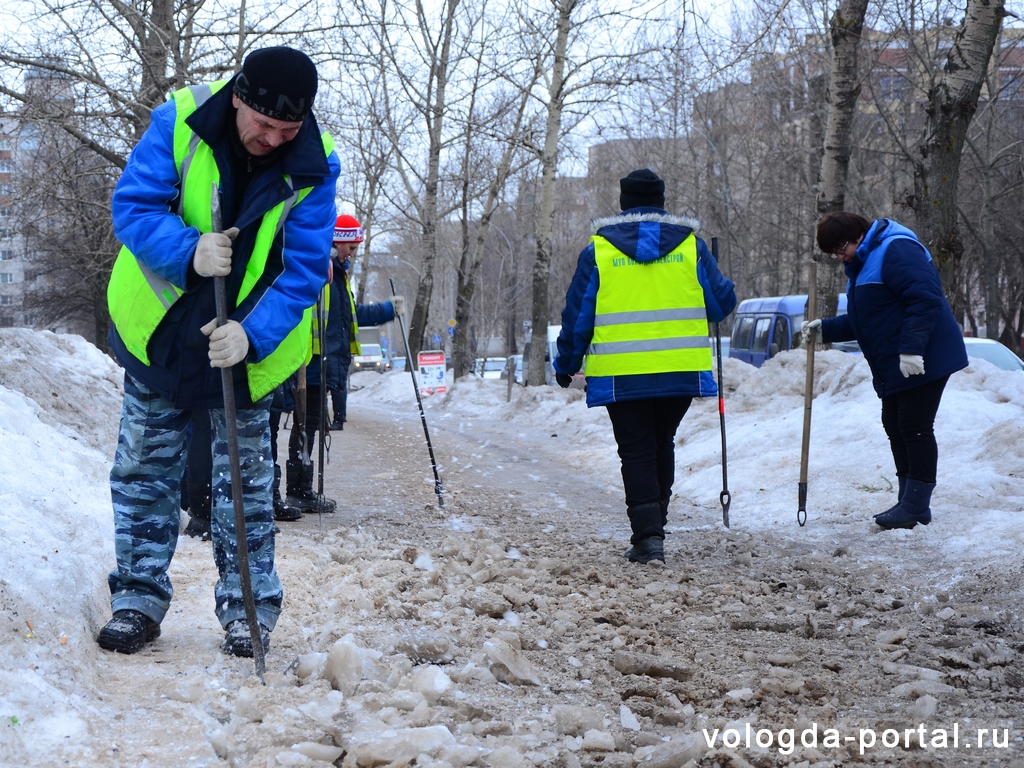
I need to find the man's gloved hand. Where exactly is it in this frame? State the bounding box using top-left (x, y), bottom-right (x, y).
top-left (556, 372), bottom-right (572, 388)
top-left (194, 227), bottom-right (240, 277)
top-left (899, 354), bottom-right (925, 378)
top-left (801, 318), bottom-right (822, 335)
top-left (201, 318), bottom-right (249, 368)
top-left (392, 295), bottom-right (405, 317)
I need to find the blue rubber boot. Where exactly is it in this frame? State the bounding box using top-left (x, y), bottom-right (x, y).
top-left (875, 479), bottom-right (934, 530)
top-left (873, 476), bottom-right (907, 521)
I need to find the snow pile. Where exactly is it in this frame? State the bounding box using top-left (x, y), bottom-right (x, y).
top-left (1, 329), bottom-right (1023, 766)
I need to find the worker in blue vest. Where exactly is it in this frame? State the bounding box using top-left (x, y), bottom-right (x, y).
top-left (99, 47), bottom-right (339, 657)
top-left (553, 169), bottom-right (736, 564)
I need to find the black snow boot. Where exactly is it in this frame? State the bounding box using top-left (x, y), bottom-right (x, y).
top-left (873, 476), bottom-right (907, 522)
top-left (624, 502), bottom-right (666, 564)
top-left (222, 619), bottom-right (271, 658)
top-left (184, 482), bottom-right (212, 540)
top-left (285, 459), bottom-right (337, 514)
top-left (625, 537), bottom-right (665, 564)
top-left (329, 418), bottom-right (345, 431)
top-left (272, 464), bottom-right (301, 521)
top-left (875, 479), bottom-right (934, 530)
top-left (97, 610), bottom-right (161, 654)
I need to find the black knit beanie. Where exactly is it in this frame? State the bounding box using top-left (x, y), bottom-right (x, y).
top-left (619, 168), bottom-right (665, 211)
top-left (233, 47), bottom-right (318, 122)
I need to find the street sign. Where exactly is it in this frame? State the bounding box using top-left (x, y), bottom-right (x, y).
top-left (447, 318), bottom-right (456, 327)
top-left (447, 326), bottom-right (455, 337)
top-left (417, 351), bottom-right (447, 396)
top-left (432, 334), bottom-right (441, 346)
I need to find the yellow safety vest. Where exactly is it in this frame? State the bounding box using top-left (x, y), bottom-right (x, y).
top-left (585, 234), bottom-right (711, 377)
top-left (107, 80), bottom-right (334, 400)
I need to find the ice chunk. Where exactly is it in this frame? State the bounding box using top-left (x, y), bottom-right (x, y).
top-left (410, 665), bottom-right (453, 703)
top-left (553, 705), bottom-right (604, 736)
top-left (483, 638), bottom-right (543, 686)
top-left (619, 704), bottom-right (641, 731)
top-left (324, 635), bottom-right (381, 696)
top-left (582, 729), bottom-right (615, 751)
top-left (343, 725), bottom-right (455, 766)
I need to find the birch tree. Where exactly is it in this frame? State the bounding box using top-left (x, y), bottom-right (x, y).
top-left (909, 0), bottom-right (1005, 316)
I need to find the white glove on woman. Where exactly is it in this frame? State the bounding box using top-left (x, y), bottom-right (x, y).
top-left (801, 318), bottom-right (822, 335)
top-left (899, 354), bottom-right (925, 378)
top-left (392, 295), bottom-right (406, 317)
top-left (194, 227), bottom-right (240, 277)
top-left (201, 318), bottom-right (249, 368)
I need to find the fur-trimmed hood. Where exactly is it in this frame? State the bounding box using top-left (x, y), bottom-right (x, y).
top-left (590, 208), bottom-right (701, 263)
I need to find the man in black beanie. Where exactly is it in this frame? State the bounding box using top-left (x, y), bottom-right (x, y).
top-left (99, 46), bottom-right (339, 659)
top-left (552, 168), bottom-right (736, 564)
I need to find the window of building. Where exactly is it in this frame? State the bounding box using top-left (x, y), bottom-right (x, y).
top-left (0, 295), bottom-right (13, 305)
top-left (0, 206), bottom-right (11, 217)
top-left (0, 160), bottom-right (12, 172)
top-left (0, 273), bottom-right (13, 283)
top-left (0, 251), bottom-right (14, 260)
top-left (0, 184), bottom-right (11, 195)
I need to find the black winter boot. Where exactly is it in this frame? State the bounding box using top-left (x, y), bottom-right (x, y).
top-left (222, 619), bottom-right (271, 658)
top-left (624, 502), bottom-right (666, 563)
top-left (875, 479), bottom-right (934, 530)
top-left (273, 464), bottom-right (301, 521)
top-left (184, 482), bottom-right (212, 540)
top-left (285, 459), bottom-right (337, 514)
top-left (97, 610), bottom-right (161, 654)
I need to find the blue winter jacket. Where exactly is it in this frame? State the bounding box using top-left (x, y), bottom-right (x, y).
top-left (554, 208), bottom-right (737, 407)
top-left (108, 76), bottom-right (341, 409)
top-left (820, 218), bottom-right (967, 398)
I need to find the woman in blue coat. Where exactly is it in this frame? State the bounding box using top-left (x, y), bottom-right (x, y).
top-left (808, 212), bottom-right (967, 530)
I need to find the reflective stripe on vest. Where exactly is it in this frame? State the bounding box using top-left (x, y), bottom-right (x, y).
top-left (585, 234), bottom-right (711, 377)
top-left (107, 81), bottom-right (335, 401)
top-left (345, 279), bottom-right (361, 356)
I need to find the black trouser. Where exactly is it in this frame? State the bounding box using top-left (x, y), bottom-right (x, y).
top-left (288, 384), bottom-right (325, 463)
top-left (326, 356), bottom-right (349, 423)
top-left (606, 397), bottom-right (692, 508)
top-left (880, 375), bottom-right (949, 485)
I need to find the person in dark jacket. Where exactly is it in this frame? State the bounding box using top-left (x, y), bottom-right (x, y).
top-left (281, 218), bottom-right (402, 514)
top-left (324, 215), bottom-right (405, 431)
top-left (554, 169), bottom-right (737, 564)
top-left (806, 212), bottom-right (968, 530)
top-left (99, 47), bottom-right (339, 658)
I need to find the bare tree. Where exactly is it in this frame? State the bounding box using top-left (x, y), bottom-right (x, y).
top-left (909, 0), bottom-right (1006, 317)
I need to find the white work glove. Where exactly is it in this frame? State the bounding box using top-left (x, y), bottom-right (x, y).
top-left (201, 318), bottom-right (250, 368)
top-left (193, 227), bottom-right (240, 277)
top-left (392, 295), bottom-right (406, 317)
top-left (899, 354), bottom-right (925, 378)
top-left (801, 318), bottom-right (822, 335)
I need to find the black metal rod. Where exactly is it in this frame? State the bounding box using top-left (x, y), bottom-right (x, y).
top-left (711, 237), bottom-right (731, 528)
top-left (212, 184), bottom-right (265, 678)
top-left (390, 279), bottom-right (445, 508)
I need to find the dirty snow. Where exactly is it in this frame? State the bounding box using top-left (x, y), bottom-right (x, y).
top-left (1, 328), bottom-right (1022, 767)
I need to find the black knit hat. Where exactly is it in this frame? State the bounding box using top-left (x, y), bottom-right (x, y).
top-left (619, 168), bottom-right (665, 211)
top-left (233, 46), bottom-right (318, 122)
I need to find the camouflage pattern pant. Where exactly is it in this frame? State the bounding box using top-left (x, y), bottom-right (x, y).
top-left (108, 373), bottom-right (282, 630)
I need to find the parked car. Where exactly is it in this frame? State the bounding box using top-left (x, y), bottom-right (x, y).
top-left (963, 337), bottom-right (1024, 372)
top-left (352, 343), bottom-right (386, 373)
top-left (473, 357), bottom-right (507, 379)
top-left (729, 293), bottom-right (859, 366)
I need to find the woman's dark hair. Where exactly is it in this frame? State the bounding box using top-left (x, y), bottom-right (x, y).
top-left (816, 212), bottom-right (872, 254)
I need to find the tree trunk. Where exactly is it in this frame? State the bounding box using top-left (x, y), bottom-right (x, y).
top-left (526, 0), bottom-right (574, 386)
top-left (407, 0), bottom-right (459, 360)
top-left (911, 0), bottom-right (1005, 319)
top-left (816, 0), bottom-right (869, 216)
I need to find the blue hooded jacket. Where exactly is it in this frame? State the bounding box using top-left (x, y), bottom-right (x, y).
top-left (108, 76), bottom-right (340, 409)
top-left (554, 207), bottom-right (737, 407)
top-left (820, 218), bottom-right (967, 398)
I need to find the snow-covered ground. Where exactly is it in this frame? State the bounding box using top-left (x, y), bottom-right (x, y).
top-left (1, 328), bottom-right (1022, 767)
